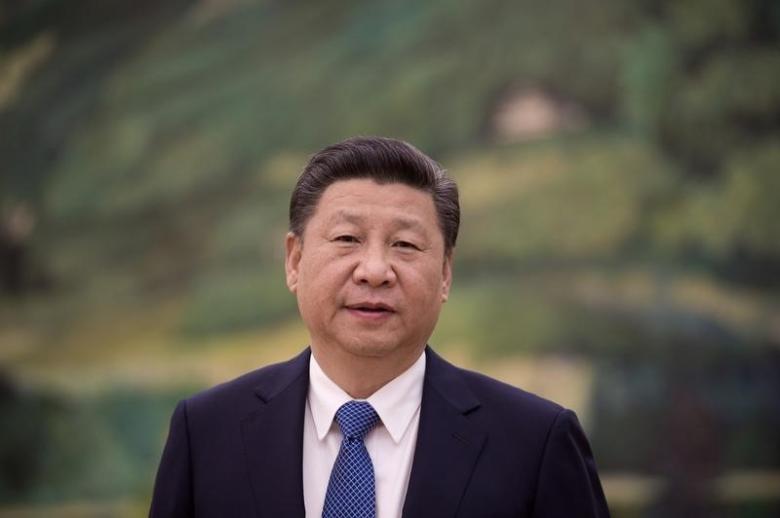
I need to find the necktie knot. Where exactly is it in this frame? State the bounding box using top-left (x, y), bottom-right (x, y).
top-left (335, 401), bottom-right (380, 441)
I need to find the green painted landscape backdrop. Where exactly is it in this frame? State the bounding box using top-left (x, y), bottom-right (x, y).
top-left (1, 0), bottom-right (779, 516)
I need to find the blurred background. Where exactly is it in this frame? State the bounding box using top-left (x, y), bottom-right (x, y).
top-left (1, 0), bottom-right (779, 516)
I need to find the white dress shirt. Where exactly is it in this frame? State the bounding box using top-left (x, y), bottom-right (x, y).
top-left (303, 351), bottom-right (426, 518)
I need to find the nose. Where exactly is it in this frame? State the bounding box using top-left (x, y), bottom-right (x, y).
top-left (353, 243), bottom-right (397, 287)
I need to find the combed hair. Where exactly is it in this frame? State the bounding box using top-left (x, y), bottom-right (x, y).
top-left (289, 136), bottom-right (459, 253)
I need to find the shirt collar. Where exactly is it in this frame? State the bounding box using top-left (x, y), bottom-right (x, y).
top-left (308, 351), bottom-right (426, 444)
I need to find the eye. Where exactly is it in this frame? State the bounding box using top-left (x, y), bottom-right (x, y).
top-left (334, 235), bottom-right (359, 243)
top-left (393, 240), bottom-right (420, 250)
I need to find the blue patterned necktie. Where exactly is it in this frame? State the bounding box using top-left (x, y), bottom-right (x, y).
top-left (322, 400), bottom-right (381, 518)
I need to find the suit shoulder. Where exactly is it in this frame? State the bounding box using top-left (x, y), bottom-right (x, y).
top-left (185, 349), bottom-right (310, 415)
top-left (450, 363), bottom-right (566, 432)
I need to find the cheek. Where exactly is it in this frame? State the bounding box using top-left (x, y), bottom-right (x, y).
top-left (406, 261), bottom-right (444, 289)
top-left (300, 256), bottom-right (349, 302)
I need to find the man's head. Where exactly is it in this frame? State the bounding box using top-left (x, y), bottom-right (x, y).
top-left (284, 137), bottom-right (460, 384)
top-left (289, 136), bottom-right (459, 255)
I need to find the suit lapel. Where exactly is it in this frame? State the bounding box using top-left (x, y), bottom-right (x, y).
top-left (402, 348), bottom-right (487, 518)
top-left (241, 349), bottom-right (310, 518)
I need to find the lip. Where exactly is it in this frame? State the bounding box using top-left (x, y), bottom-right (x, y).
top-left (345, 301), bottom-right (396, 312)
top-left (344, 301), bottom-right (396, 321)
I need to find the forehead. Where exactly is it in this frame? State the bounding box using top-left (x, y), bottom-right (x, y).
top-left (309, 178), bottom-right (439, 230)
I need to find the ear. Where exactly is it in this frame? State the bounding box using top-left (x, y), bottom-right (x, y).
top-left (285, 232), bottom-right (302, 293)
top-left (441, 252), bottom-right (453, 303)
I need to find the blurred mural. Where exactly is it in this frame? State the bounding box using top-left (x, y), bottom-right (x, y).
top-left (1, 0), bottom-right (779, 516)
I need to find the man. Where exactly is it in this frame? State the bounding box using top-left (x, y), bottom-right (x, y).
top-left (150, 136), bottom-right (610, 517)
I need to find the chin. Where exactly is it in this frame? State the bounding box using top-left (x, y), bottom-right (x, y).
top-left (339, 337), bottom-right (413, 360)
top-left (345, 342), bottom-right (397, 358)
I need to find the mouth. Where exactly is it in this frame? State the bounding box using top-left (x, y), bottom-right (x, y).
top-left (344, 301), bottom-right (396, 316)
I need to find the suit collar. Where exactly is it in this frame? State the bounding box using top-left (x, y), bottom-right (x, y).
top-left (402, 347), bottom-right (487, 518)
top-left (422, 347), bottom-right (481, 414)
top-left (240, 346), bottom-right (486, 518)
top-left (252, 347), bottom-right (311, 403)
top-left (242, 348), bottom-right (311, 518)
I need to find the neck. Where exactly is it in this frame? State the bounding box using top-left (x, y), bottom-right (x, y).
top-left (310, 344), bottom-right (424, 399)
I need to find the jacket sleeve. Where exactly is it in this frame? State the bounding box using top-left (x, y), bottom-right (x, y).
top-left (149, 400), bottom-right (194, 518)
top-left (532, 408), bottom-right (611, 518)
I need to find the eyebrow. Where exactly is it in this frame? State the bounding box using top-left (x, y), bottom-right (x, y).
top-left (329, 210), bottom-right (429, 234)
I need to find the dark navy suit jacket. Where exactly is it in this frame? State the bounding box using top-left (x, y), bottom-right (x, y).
top-left (150, 347), bottom-right (610, 517)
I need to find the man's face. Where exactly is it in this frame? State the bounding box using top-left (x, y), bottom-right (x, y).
top-left (285, 178), bottom-right (452, 366)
